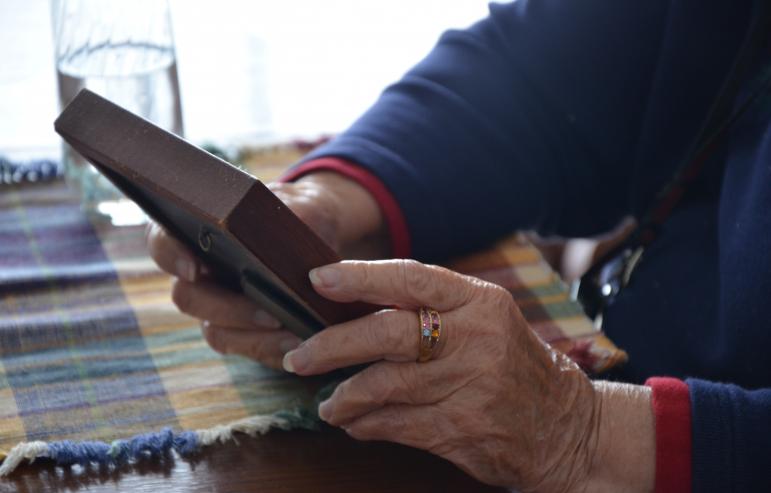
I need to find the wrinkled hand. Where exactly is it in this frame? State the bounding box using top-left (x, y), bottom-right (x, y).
top-left (145, 172), bottom-right (386, 370)
top-left (282, 259), bottom-right (602, 491)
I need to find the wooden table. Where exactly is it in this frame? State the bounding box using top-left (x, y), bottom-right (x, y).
top-left (3, 426), bottom-right (505, 492)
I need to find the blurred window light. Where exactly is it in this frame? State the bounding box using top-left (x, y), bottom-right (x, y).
top-left (0, 0), bottom-right (493, 152)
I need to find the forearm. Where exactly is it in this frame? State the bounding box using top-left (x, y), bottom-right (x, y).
top-left (594, 378), bottom-right (771, 492)
top-left (585, 382), bottom-right (655, 493)
top-left (294, 1), bottom-right (669, 261)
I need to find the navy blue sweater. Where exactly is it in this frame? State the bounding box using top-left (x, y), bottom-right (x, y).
top-left (301, 1), bottom-right (771, 489)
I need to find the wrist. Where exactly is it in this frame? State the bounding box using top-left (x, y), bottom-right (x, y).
top-left (583, 381), bottom-right (655, 493)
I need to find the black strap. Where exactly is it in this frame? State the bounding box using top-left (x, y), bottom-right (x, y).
top-left (575, 2), bottom-right (771, 323)
top-left (594, 0), bottom-right (771, 266)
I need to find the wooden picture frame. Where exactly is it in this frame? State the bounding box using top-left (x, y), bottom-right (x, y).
top-left (55, 89), bottom-right (376, 339)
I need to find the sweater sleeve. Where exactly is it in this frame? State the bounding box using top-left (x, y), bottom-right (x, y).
top-left (646, 377), bottom-right (692, 493)
top-left (293, 0), bottom-right (671, 261)
top-left (687, 378), bottom-right (771, 492)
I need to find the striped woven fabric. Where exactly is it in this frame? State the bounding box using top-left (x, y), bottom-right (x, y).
top-left (0, 173), bottom-right (625, 475)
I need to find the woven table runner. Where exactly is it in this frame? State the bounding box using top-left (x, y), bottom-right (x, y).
top-left (0, 173), bottom-right (626, 476)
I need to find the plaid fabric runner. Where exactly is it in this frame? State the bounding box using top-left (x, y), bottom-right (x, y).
top-left (0, 175), bottom-right (625, 473)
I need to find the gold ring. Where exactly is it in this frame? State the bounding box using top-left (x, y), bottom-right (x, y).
top-left (417, 307), bottom-right (441, 362)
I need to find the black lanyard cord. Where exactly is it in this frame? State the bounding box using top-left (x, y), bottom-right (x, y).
top-left (574, 1), bottom-right (771, 324)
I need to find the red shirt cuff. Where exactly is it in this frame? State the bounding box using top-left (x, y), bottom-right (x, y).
top-left (281, 158), bottom-right (411, 258)
top-left (645, 377), bottom-right (692, 493)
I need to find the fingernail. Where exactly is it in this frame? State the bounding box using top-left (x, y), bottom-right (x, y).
top-left (176, 258), bottom-right (196, 282)
top-left (309, 266), bottom-right (340, 288)
top-left (254, 310), bottom-right (281, 329)
top-left (318, 399), bottom-right (333, 422)
top-left (282, 352), bottom-right (295, 373)
top-left (282, 346), bottom-right (309, 373)
top-left (279, 338), bottom-right (300, 354)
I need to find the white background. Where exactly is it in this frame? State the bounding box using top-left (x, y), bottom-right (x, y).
top-left (0, 0), bottom-right (493, 156)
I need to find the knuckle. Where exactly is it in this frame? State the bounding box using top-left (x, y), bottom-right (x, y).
top-left (302, 335), bottom-right (337, 371)
top-left (394, 364), bottom-right (421, 402)
top-left (491, 291), bottom-right (519, 330)
top-left (487, 283), bottom-right (514, 306)
top-left (266, 181), bottom-right (285, 192)
top-left (374, 313), bottom-right (405, 354)
top-left (339, 378), bottom-right (358, 401)
top-left (171, 280), bottom-right (193, 313)
top-left (336, 377), bottom-right (352, 398)
top-left (357, 261), bottom-right (377, 292)
top-left (246, 337), bottom-right (270, 361)
top-left (155, 227), bottom-right (173, 250)
top-left (354, 367), bottom-right (389, 407)
top-left (467, 277), bottom-right (512, 310)
top-left (400, 259), bottom-right (431, 297)
top-left (371, 369), bottom-right (395, 404)
top-left (333, 378), bottom-right (358, 409)
top-left (384, 322), bottom-right (407, 355)
top-left (202, 325), bottom-right (222, 353)
top-left (301, 334), bottom-right (322, 360)
top-left (452, 273), bottom-right (486, 304)
top-left (361, 315), bottom-right (383, 352)
top-left (467, 284), bottom-right (519, 357)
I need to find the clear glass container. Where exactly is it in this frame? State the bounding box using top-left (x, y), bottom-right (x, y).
top-left (52, 0), bottom-right (184, 225)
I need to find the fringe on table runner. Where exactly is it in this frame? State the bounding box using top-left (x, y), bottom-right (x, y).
top-left (0, 408), bottom-right (319, 477)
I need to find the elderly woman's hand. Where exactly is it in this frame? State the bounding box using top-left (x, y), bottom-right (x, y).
top-left (145, 172), bottom-right (387, 369)
top-left (283, 260), bottom-right (656, 492)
